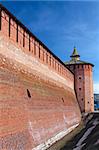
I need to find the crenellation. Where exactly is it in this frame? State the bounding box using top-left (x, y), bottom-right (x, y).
top-left (0, 6), bottom-right (74, 80)
top-left (10, 18), bottom-right (17, 42)
top-left (1, 10), bottom-right (9, 36)
top-left (0, 4), bottom-right (83, 150)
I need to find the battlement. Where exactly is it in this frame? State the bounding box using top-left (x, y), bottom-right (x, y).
top-left (0, 4), bottom-right (81, 150)
top-left (0, 4), bottom-right (73, 81)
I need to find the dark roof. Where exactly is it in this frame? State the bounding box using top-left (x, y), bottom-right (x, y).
top-left (70, 47), bottom-right (80, 58)
top-left (65, 47), bottom-right (94, 67)
top-left (65, 60), bottom-right (94, 66)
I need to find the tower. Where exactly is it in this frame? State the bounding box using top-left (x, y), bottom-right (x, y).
top-left (65, 47), bottom-right (94, 113)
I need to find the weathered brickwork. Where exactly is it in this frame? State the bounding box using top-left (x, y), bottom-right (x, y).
top-left (0, 5), bottom-right (72, 81)
top-left (0, 4), bottom-right (81, 150)
top-left (84, 65), bottom-right (94, 112)
top-left (0, 62), bottom-right (81, 149)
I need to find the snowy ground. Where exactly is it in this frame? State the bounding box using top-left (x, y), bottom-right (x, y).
top-left (61, 113), bottom-right (99, 150)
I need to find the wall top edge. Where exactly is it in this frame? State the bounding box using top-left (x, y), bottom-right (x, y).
top-left (0, 3), bottom-right (73, 75)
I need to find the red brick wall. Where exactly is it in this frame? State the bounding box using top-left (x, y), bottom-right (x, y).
top-left (74, 65), bottom-right (85, 112)
top-left (67, 64), bottom-right (94, 113)
top-left (84, 65), bottom-right (94, 112)
top-left (0, 63), bottom-right (81, 149)
top-left (0, 5), bottom-right (81, 149)
top-left (0, 8), bottom-right (71, 81)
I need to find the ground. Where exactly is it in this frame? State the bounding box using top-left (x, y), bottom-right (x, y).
top-left (61, 113), bottom-right (99, 150)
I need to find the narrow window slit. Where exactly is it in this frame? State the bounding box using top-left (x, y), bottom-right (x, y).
top-left (0, 8), bottom-right (2, 30)
top-left (9, 17), bottom-right (11, 37)
top-left (23, 32), bottom-right (25, 47)
top-left (62, 98), bottom-right (64, 103)
top-left (27, 89), bottom-right (31, 98)
top-left (29, 35), bottom-right (30, 51)
top-left (34, 42), bottom-right (36, 55)
top-left (39, 46), bottom-right (40, 58)
top-left (16, 24), bottom-right (18, 42)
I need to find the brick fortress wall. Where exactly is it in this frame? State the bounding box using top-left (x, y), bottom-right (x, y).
top-left (0, 5), bottom-right (81, 150)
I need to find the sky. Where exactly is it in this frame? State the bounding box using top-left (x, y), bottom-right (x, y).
top-left (1, 1), bottom-right (99, 93)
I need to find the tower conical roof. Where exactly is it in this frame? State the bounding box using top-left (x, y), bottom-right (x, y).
top-left (64, 47), bottom-right (94, 66)
top-left (70, 47), bottom-right (80, 61)
top-left (70, 47), bottom-right (80, 58)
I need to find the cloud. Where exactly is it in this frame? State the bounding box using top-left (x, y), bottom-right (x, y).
top-left (94, 83), bottom-right (99, 94)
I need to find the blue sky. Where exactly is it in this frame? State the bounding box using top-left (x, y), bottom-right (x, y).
top-left (1, 1), bottom-right (99, 93)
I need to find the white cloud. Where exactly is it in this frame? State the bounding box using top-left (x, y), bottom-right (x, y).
top-left (94, 83), bottom-right (99, 94)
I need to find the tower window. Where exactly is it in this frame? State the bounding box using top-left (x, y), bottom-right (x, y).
top-left (82, 98), bottom-right (83, 101)
top-left (79, 77), bottom-right (81, 79)
top-left (79, 88), bottom-right (81, 90)
top-left (88, 101), bottom-right (89, 104)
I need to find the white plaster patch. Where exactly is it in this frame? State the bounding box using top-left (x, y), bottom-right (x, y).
top-left (32, 123), bottom-right (79, 150)
top-left (73, 118), bottom-right (99, 149)
top-left (28, 121), bottom-right (35, 140)
top-left (28, 121), bottom-right (42, 143)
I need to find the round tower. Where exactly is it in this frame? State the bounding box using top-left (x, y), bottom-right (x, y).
top-left (65, 47), bottom-right (94, 113)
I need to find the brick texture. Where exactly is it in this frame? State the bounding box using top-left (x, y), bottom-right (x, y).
top-left (67, 64), bottom-right (94, 113)
top-left (0, 5), bottom-right (81, 150)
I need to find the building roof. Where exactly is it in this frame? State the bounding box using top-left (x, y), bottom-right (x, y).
top-left (65, 47), bottom-right (94, 67)
top-left (70, 46), bottom-right (80, 58)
